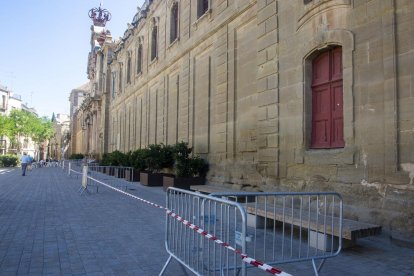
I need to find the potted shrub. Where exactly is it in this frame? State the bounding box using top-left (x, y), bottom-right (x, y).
top-left (101, 151), bottom-right (128, 177)
top-left (163, 142), bottom-right (208, 191)
top-left (100, 153), bottom-right (111, 174)
top-left (111, 151), bottom-right (129, 178)
top-left (140, 144), bottom-right (174, 186)
top-left (125, 149), bottom-right (147, 182)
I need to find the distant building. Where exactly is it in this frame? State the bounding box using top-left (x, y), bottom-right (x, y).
top-left (50, 113), bottom-right (70, 160)
top-left (0, 84), bottom-right (10, 154)
top-left (0, 84), bottom-right (9, 115)
top-left (0, 83), bottom-right (38, 157)
top-left (68, 82), bottom-right (91, 156)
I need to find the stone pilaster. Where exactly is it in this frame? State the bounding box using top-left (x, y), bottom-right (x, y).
top-left (256, 0), bottom-right (279, 178)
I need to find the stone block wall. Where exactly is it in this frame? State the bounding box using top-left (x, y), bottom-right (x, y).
top-left (93, 0), bottom-right (414, 239)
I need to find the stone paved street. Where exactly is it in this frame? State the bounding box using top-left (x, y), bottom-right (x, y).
top-left (0, 166), bottom-right (413, 276)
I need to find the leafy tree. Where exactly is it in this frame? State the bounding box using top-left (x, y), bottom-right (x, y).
top-left (0, 114), bottom-right (12, 138)
top-left (31, 116), bottom-right (54, 145)
top-left (1, 110), bottom-right (54, 152)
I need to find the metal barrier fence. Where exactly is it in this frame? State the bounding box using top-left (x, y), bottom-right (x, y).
top-left (67, 162), bottom-right (83, 176)
top-left (210, 192), bottom-right (343, 276)
top-left (86, 166), bottom-right (136, 192)
top-left (80, 169), bottom-right (291, 276)
top-left (64, 164), bottom-right (340, 275)
top-left (63, 164), bottom-right (137, 193)
top-left (162, 188), bottom-right (248, 276)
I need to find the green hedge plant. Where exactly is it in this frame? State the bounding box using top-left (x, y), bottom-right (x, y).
top-left (145, 144), bottom-right (174, 173)
top-left (130, 148), bottom-right (148, 171)
top-left (172, 142), bottom-right (208, 177)
top-left (0, 155), bottom-right (18, 167)
top-left (69, 153), bottom-right (84, 159)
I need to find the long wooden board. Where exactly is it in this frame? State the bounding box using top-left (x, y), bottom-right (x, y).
top-left (245, 202), bottom-right (381, 241)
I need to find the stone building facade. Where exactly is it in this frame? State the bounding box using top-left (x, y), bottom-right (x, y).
top-left (68, 82), bottom-right (90, 156)
top-left (51, 114), bottom-right (70, 160)
top-left (82, 0), bottom-right (414, 239)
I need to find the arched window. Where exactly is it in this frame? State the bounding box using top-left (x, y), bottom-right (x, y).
top-left (197, 0), bottom-right (209, 18)
top-left (151, 24), bottom-right (158, 61)
top-left (137, 44), bottom-right (143, 74)
top-left (126, 56), bottom-right (131, 84)
top-left (170, 2), bottom-right (179, 43)
top-left (311, 46), bottom-right (344, 149)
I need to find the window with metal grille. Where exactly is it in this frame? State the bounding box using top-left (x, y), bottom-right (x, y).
top-left (197, 0), bottom-right (209, 18)
top-left (311, 46), bottom-right (344, 149)
top-left (137, 44), bottom-right (142, 74)
top-left (126, 57), bottom-right (131, 84)
top-left (111, 72), bottom-right (116, 98)
top-left (170, 2), bottom-right (179, 43)
top-left (151, 25), bottom-right (158, 61)
top-left (119, 65), bottom-right (123, 93)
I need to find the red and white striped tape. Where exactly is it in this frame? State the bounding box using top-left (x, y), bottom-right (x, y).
top-left (167, 210), bottom-right (292, 276)
top-left (87, 176), bottom-right (292, 276)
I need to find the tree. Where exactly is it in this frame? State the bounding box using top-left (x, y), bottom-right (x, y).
top-left (1, 110), bottom-right (54, 153)
top-left (7, 109), bottom-right (32, 150)
top-left (31, 117), bottom-right (54, 144)
top-left (0, 114), bottom-right (12, 138)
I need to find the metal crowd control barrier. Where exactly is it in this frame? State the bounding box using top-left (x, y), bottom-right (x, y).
top-left (67, 161), bottom-right (84, 177)
top-left (210, 192), bottom-right (343, 276)
top-left (86, 166), bottom-right (136, 192)
top-left (162, 188), bottom-right (249, 275)
top-left (73, 172), bottom-right (291, 275)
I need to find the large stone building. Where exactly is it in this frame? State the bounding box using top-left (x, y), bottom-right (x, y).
top-left (76, 0), bottom-right (414, 240)
top-left (68, 82), bottom-right (91, 156)
top-left (50, 113), bottom-right (70, 160)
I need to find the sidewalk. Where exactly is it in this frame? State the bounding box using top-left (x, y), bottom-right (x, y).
top-left (0, 166), bottom-right (413, 275)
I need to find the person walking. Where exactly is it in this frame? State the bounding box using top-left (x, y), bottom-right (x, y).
top-left (20, 152), bottom-right (30, 176)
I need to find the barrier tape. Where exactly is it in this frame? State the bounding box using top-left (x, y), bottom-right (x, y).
top-left (69, 169), bottom-right (83, 175)
top-left (86, 175), bottom-right (292, 276)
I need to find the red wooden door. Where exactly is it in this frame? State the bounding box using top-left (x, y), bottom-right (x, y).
top-left (311, 47), bottom-right (344, 148)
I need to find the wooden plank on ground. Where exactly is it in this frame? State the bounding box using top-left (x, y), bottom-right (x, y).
top-left (245, 202), bottom-right (381, 241)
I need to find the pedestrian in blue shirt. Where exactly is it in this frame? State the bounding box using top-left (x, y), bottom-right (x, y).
top-left (20, 152), bottom-right (30, 176)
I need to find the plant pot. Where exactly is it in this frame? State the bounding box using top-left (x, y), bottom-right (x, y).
top-left (140, 172), bottom-right (164, 186)
top-left (163, 175), bottom-right (205, 191)
top-left (125, 169), bottom-right (140, 182)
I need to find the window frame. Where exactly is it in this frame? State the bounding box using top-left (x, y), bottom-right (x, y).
top-left (298, 30), bottom-right (355, 165)
top-left (170, 2), bottom-right (179, 44)
top-left (197, 0), bottom-right (210, 19)
top-left (150, 18), bottom-right (158, 62)
top-left (126, 55), bottom-right (132, 84)
top-left (308, 46), bottom-right (344, 149)
top-left (118, 63), bottom-right (123, 94)
top-left (136, 43), bottom-right (143, 74)
top-left (111, 72), bottom-right (117, 99)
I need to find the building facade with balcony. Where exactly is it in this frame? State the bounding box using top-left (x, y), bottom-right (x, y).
top-left (0, 84), bottom-right (38, 157)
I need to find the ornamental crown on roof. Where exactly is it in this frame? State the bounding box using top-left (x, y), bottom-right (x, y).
top-left (88, 5), bottom-right (111, 27)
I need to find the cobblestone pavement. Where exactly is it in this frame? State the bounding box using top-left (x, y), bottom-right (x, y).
top-left (0, 166), bottom-right (413, 276)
